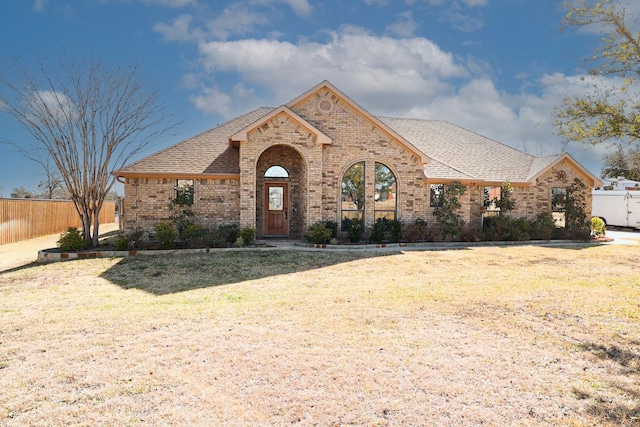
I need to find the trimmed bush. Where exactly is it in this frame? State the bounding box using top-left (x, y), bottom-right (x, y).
top-left (591, 217), bottom-right (606, 237)
top-left (345, 219), bottom-right (363, 243)
top-left (114, 235), bottom-right (129, 251)
top-left (239, 227), bottom-right (256, 246)
top-left (57, 227), bottom-right (86, 251)
top-left (155, 221), bottom-right (177, 249)
top-left (529, 212), bottom-right (556, 240)
top-left (324, 221), bottom-right (339, 239)
top-left (307, 223), bottom-right (333, 244)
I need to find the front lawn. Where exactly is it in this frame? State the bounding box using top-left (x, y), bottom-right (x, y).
top-left (1, 245), bottom-right (638, 426)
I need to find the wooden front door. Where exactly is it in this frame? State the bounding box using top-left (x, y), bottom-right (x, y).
top-left (264, 182), bottom-right (289, 236)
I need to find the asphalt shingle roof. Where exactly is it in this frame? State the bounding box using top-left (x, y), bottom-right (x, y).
top-left (118, 107), bottom-right (274, 175)
top-left (378, 117), bottom-right (556, 183)
top-left (117, 107), bottom-right (565, 184)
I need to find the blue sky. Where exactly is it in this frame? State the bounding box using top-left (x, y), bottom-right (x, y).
top-left (0, 0), bottom-right (636, 196)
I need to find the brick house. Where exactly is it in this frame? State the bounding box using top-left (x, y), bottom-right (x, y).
top-left (114, 81), bottom-right (601, 238)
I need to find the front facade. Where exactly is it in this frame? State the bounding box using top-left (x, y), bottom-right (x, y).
top-left (115, 81), bottom-right (601, 238)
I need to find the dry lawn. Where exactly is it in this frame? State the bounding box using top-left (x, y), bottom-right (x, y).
top-left (1, 244), bottom-right (639, 426)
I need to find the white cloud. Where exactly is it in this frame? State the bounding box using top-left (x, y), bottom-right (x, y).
top-left (440, 9), bottom-right (484, 32)
top-left (249, 0), bottom-right (312, 17)
top-left (193, 26), bottom-right (468, 117)
top-left (386, 11), bottom-right (419, 37)
top-left (189, 83), bottom-right (259, 116)
top-left (205, 4), bottom-right (269, 40)
top-left (154, 14), bottom-right (200, 41)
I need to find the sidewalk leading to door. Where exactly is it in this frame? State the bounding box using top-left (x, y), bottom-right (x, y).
top-left (0, 223), bottom-right (119, 272)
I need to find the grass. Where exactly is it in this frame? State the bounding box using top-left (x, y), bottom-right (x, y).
top-left (0, 244), bottom-right (639, 425)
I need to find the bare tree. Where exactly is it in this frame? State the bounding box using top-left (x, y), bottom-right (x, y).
top-left (31, 153), bottom-right (64, 199)
top-left (0, 54), bottom-right (177, 247)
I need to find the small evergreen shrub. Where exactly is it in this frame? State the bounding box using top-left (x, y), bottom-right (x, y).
top-left (324, 220), bottom-right (339, 239)
top-left (591, 217), bottom-right (606, 237)
top-left (239, 227), bottom-right (256, 246)
top-left (510, 217), bottom-right (530, 241)
top-left (529, 212), bottom-right (556, 240)
top-left (388, 219), bottom-right (402, 243)
top-left (370, 219), bottom-right (387, 244)
top-left (114, 235), bottom-right (129, 251)
top-left (307, 223), bottom-right (333, 244)
top-left (57, 227), bottom-right (86, 251)
top-left (181, 223), bottom-right (203, 246)
top-left (346, 219), bottom-right (363, 243)
top-left (155, 221), bottom-right (177, 249)
top-left (218, 224), bottom-right (240, 245)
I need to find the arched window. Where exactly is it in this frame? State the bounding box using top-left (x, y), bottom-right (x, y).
top-left (374, 162), bottom-right (396, 221)
top-left (341, 162), bottom-right (365, 229)
top-left (265, 165), bottom-right (289, 178)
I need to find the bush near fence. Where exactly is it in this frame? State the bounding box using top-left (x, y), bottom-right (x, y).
top-left (0, 199), bottom-right (116, 244)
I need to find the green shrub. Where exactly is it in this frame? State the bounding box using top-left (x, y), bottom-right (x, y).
top-left (388, 219), bottom-right (402, 243)
top-left (239, 227), bottom-right (256, 246)
top-left (324, 220), bottom-right (339, 239)
top-left (345, 219), bottom-right (363, 243)
top-left (591, 217), bottom-right (606, 237)
top-left (529, 212), bottom-right (556, 240)
top-left (155, 221), bottom-right (177, 249)
top-left (433, 182), bottom-right (466, 241)
top-left (482, 215), bottom-right (529, 241)
top-left (182, 223), bottom-right (202, 243)
top-left (370, 218), bottom-right (387, 244)
top-left (114, 235), bottom-right (129, 251)
top-left (218, 224), bottom-right (240, 245)
top-left (307, 223), bottom-right (333, 244)
top-left (510, 217), bottom-right (530, 241)
top-left (57, 227), bottom-right (86, 251)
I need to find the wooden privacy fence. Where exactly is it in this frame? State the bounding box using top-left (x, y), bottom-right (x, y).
top-left (0, 199), bottom-right (116, 245)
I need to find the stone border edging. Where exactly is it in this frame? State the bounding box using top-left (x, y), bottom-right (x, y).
top-left (37, 239), bottom-right (592, 263)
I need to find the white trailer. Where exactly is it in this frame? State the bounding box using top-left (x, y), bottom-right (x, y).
top-left (592, 190), bottom-right (640, 229)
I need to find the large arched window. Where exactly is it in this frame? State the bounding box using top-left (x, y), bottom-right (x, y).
top-left (374, 162), bottom-right (396, 221)
top-left (341, 162), bottom-right (365, 229)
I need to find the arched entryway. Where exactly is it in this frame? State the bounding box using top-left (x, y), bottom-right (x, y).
top-left (256, 145), bottom-right (308, 237)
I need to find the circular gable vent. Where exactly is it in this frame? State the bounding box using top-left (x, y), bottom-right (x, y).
top-left (317, 98), bottom-right (333, 114)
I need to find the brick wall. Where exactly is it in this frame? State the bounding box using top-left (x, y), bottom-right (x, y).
top-left (290, 88), bottom-right (428, 231)
top-left (122, 177), bottom-right (240, 235)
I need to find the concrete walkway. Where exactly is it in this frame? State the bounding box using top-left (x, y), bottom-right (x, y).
top-left (0, 223), bottom-right (120, 272)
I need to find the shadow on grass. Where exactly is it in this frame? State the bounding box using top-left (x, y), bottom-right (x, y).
top-left (100, 250), bottom-right (398, 295)
top-left (573, 339), bottom-right (640, 424)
